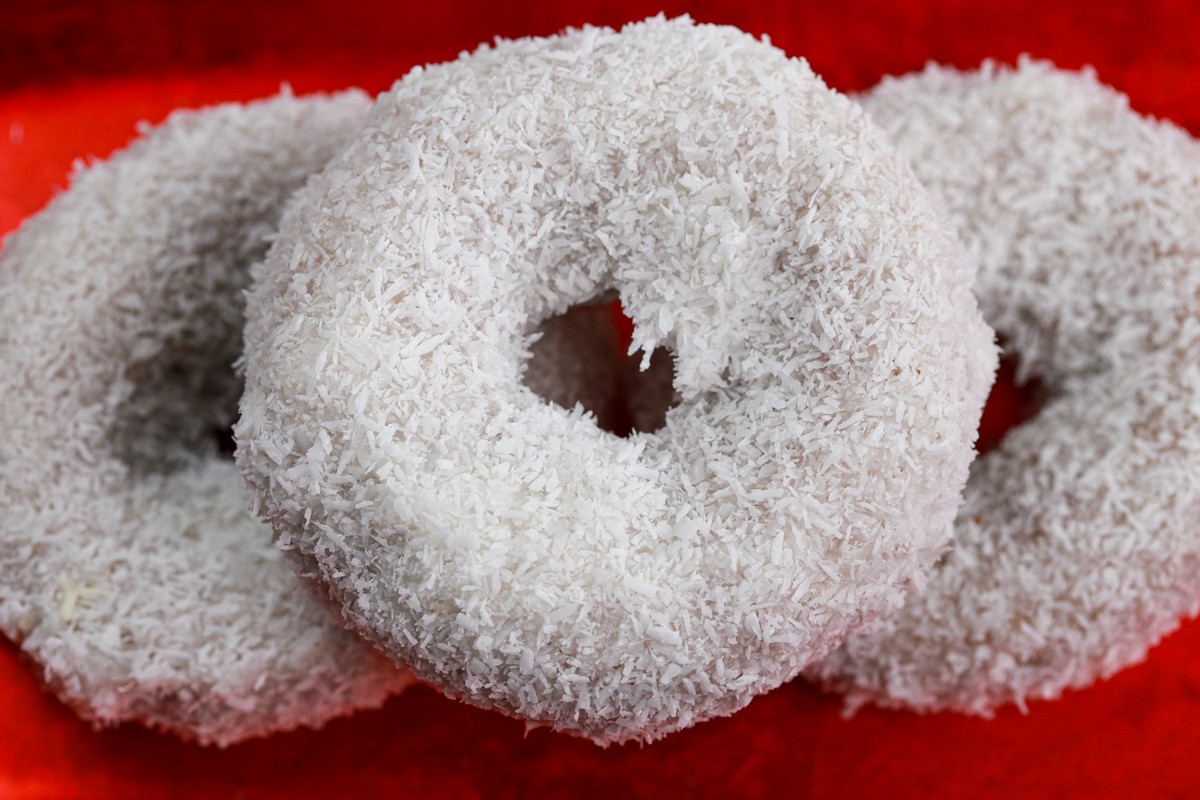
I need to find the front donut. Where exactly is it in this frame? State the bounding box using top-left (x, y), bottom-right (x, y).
top-left (235, 16), bottom-right (996, 743)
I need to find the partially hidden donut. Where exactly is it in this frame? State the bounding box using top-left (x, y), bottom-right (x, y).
top-left (235, 16), bottom-right (996, 743)
top-left (0, 91), bottom-right (415, 745)
top-left (808, 60), bottom-right (1200, 714)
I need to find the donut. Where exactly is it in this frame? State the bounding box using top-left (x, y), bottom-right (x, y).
top-left (235, 16), bottom-right (996, 743)
top-left (808, 60), bottom-right (1200, 714)
top-left (0, 91), bottom-right (415, 745)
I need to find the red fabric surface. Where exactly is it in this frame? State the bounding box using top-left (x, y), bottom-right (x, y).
top-left (3, 2), bottom-right (1200, 797)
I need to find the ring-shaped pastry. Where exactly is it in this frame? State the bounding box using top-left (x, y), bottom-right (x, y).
top-left (811, 60), bottom-right (1200, 714)
top-left (237, 18), bottom-right (995, 742)
top-left (0, 91), bottom-right (413, 745)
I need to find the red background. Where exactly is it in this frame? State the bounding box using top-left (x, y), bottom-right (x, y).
top-left (2, 2), bottom-right (1200, 797)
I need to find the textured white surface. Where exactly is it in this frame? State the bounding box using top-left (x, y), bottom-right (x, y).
top-left (237, 17), bottom-right (995, 743)
top-left (810, 61), bottom-right (1200, 713)
top-left (0, 91), bottom-right (413, 746)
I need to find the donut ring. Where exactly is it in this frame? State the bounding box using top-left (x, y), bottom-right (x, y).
top-left (236, 17), bottom-right (995, 743)
top-left (809, 61), bottom-right (1200, 713)
top-left (0, 91), bottom-right (414, 745)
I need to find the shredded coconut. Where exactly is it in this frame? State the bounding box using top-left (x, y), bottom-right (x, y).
top-left (0, 91), bottom-right (413, 746)
top-left (809, 60), bottom-right (1200, 714)
top-left (237, 17), bottom-right (995, 743)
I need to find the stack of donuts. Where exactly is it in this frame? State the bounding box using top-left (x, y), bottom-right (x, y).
top-left (1, 16), bottom-right (1197, 747)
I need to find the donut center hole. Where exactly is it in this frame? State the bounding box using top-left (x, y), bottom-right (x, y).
top-left (109, 264), bottom-right (249, 476)
top-left (524, 299), bottom-right (680, 437)
top-left (212, 425), bottom-right (238, 459)
top-left (111, 345), bottom-right (244, 475)
top-left (976, 345), bottom-right (1048, 454)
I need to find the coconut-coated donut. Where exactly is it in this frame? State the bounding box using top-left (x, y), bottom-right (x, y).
top-left (235, 17), bottom-right (995, 743)
top-left (809, 61), bottom-right (1200, 714)
top-left (0, 91), bottom-right (414, 745)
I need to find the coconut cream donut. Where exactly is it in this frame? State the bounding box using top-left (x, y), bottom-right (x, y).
top-left (809, 61), bottom-right (1200, 713)
top-left (0, 91), bottom-right (415, 745)
top-left (236, 17), bottom-right (995, 743)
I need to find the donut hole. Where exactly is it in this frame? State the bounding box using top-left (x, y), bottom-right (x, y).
top-left (212, 425), bottom-right (238, 458)
top-left (110, 313), bottom-right (245, 475)
top-left (976, 345), bottom-right (1048, 454)
top-left (524, 299), bottom-right (680, 437)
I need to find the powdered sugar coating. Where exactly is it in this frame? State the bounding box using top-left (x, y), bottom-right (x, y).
top-left (810, 61), bottom-right (1200, 713)
top-left (237, 17), bottom-right (995, 743)
top-left (0, 91), bottom-right (413, 746)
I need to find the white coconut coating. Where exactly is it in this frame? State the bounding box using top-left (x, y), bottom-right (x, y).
top-left (809, 61), bottom-right (1200, 713)
top-left (0, 91), bottom-right (414, 746)
top-left (236, 17), bottom-right (995, 743)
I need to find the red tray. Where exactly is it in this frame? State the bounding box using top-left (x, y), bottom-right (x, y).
top-left (3, 2), bottom-right (1199, 798)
